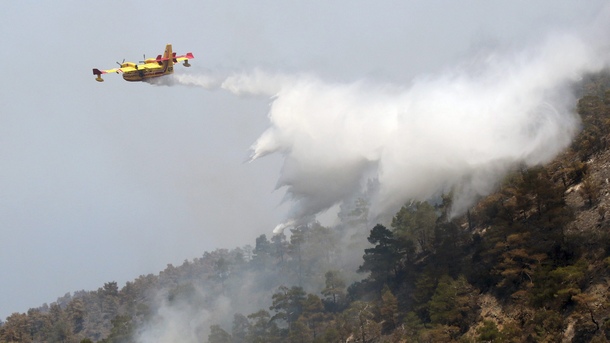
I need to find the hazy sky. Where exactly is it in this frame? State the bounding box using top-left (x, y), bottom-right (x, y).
top-left (1, 1), bottom-right (608, 319)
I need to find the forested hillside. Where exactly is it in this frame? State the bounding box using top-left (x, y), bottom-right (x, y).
top-left (3, 72), bottom-right (610, 342)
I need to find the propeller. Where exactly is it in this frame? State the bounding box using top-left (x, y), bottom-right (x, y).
top-left (139, 54), bottom-right (146, 64)
top-left (116, 58), bottom-right (125, 67)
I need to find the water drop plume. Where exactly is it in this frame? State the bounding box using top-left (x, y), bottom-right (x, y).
top-left (164, 32), bottom-right (610, 231)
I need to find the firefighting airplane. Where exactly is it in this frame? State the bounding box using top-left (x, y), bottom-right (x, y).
top-left (92, 44), bottom-right (193, 82)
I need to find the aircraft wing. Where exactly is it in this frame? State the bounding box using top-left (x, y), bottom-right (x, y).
top-left (116, 66), bottom-right (137, 73)
top-left (175, 52), bottom-right (194, 62)
top-left (94, 67), bottom-right (119, 75)
top-left (149, 52), bottom-right (194, 63)
top-left (92, 66), bottom-right (138, 81)
top-left (92, 67), bottom-right (136, 75)
top-left (140, 63), bottom-right (163, 70)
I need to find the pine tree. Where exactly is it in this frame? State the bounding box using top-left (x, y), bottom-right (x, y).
top-left (378, 285), bottom-right (398, 334)
top-left (208, 324), bottom-right (232, 343)
top-left (321, 270), bottom-right (346, 312)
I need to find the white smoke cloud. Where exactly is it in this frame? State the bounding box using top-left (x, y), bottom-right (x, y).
top-left (159, 31), bottom-right (608, 231)
top-left (135, 287), bottom-right (233, 343)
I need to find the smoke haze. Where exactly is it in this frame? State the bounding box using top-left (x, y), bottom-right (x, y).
top-left (156, 31), bottom-right (608, 231)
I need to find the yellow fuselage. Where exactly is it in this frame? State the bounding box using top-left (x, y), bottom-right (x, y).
top-left (119, 62), bottom-right (174, 82)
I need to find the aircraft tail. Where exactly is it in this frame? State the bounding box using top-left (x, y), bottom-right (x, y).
top-left (163, 44), bottom-right (174, 74)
